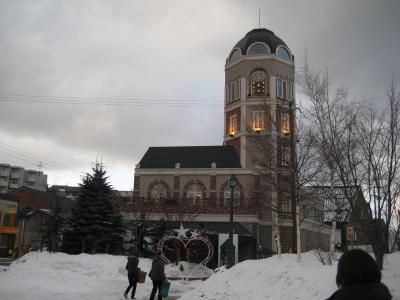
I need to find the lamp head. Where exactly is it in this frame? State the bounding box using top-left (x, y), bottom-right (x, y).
top-left (228, 175), bottom-right (238, 189)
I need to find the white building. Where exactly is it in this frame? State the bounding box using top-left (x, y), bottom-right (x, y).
top-left (0, 163), bottom-right (47, 194)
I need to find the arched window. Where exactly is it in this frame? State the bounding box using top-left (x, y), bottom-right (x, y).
top-left (149, 181), bottom-right (169, 203)
top-left (223, 185), bottom-right (240, 207)
top-left (220, 179), bottom-right (242, 207)
top-left (185, 181), bottom-right (205, 206)
top-left (248, 69), bottom-right (267, 97)
top-left (229, 48), bottom-right (242, 63)
top-left (276, 46), bottom-right (291, 61)
top-left (247, 42), bottom-right (270, 55)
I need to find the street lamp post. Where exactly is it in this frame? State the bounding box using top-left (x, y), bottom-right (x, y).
top-left (228, 175), bottom-right (237, 268)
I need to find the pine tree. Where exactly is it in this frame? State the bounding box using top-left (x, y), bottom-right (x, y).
top-left (63, 163), bottom-right (125, 254)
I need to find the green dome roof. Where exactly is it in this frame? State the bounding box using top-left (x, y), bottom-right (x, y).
top-left (231, 28), bottom-right (290, 56)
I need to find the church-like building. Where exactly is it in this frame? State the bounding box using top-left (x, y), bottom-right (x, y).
top-left (124, 28), bottom-right (330, 263)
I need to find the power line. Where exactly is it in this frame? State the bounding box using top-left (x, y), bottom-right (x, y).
top-left (0, 142), bottom-right (67, 170)
top-left (0, 93), bottom-right (224, 108)
top-left (0, 92), bottom-right (221, 102)
top-left (0, 143), bottom-right (80, 178)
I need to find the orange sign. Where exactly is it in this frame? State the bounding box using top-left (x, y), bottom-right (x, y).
top-left (0, 226), bottom-right (19, 234)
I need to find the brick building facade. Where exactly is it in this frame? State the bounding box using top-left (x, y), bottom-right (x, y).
top-left (124, 28), bottom-right (330, 262)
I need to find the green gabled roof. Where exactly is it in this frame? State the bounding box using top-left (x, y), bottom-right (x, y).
top-left (138, 145), bottom-right (241, 169)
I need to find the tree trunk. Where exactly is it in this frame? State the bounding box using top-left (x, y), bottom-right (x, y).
top-left (329, 167), bottom-right (337, 255)
top-left (274, 210), bottom-right (282, 258)
top-left (296, 205), bottom-right (301, 262)
top-left (277, 230), bottom-right (282, 259)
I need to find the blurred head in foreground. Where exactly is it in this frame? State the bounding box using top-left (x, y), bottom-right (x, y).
top-left (336, 249), bottom-right (381, 287)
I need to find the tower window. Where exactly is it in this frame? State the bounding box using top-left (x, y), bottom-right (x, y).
top-left (276, 46), bottom-right (291, 61)
top-left (229, 114), bottom-right (238, 136)
top-left (247, 42), bottom-right (270, 55)
top-left (286, 82), bottom-right (293, 100)
top-left (248, 69), bottom-right (267, 97)
top-left (276, 78), bottom-right (293, 100)
top-left (276, 79), bottom-right (282, 98)
top-left (252, 111), bottom-right (265, 132)
top-left (229, 48), bottom-right (242, 63)
top-left (281, 146), bottom-right (291, 166)
top-left (227, 79), bottom-right (241, 103)
top-left (279, 200), bottom-right (291, 214)
top-left (281, 113), bottom-right (290, 135)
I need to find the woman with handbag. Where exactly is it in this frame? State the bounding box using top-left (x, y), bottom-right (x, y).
top-left (124, 254), bottom-right (140, 299)
top-left (149, 251), bottom-right (167, 300)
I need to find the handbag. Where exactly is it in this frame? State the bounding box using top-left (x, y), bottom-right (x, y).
top-left (138, 270), bottom-right (147, 283)
top-left (160, 281), bottom-right (171, 297)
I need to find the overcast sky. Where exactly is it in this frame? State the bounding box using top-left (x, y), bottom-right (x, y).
top-left (0, 0), bottom-right (399, 190)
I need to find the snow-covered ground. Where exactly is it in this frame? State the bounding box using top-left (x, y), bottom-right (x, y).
top-left (181, 252), bottom-right (400, 300)
top-left (0, 251), bottom-right (399, 300)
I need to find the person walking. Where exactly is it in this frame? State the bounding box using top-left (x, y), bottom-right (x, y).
top-left (149, 251), bottom-right (167, 300)
top-left (327, 249), bottom-right (392, 300)
top-left (124, 254), bottom-right (140, 299)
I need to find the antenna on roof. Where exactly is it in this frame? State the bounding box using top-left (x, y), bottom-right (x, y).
top-left (37, 161), bottom-right (42, 171)
top-left (258, 8), bottom-right (261, 28)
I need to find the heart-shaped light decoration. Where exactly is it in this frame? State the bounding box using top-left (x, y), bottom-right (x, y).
top-left (157, 233), bottom-right (214, 279)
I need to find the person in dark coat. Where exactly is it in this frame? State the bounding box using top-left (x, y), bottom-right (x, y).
top-left (149, 251), bottom-right (167, 300)
top-left (327, 249), bottom-right (392, 300)
top-left (124, 255), bottom-right (140, 299)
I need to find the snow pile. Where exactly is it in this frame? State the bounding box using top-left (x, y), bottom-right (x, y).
top-left (0, 251), bottom-right (399, 300)
top-left (179, 252), bottom-right (400, 300)
top-left (0, 251), bottom-right (198, 300)
top-left (1, 252), bottom-right (129, 297)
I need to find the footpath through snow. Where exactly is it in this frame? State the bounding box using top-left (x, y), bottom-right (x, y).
top-left (0, 251), bottom-right (399, 300)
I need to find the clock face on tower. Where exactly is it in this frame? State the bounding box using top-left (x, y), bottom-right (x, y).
top-left (251, 70), bottom-right (266, 95)
top-left (252, 70), bottom-right (265, 82)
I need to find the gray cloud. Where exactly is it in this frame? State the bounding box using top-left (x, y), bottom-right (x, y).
top-left (0, 0), bottom-right (399, 189)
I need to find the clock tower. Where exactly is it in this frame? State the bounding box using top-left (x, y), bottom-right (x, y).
top-left (224, 28), bottom-right (295, 171)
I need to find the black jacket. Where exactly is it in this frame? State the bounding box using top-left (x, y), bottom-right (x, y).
top-left (327, 282), bottom-right (392, 300)
top-left (149, 256), bottom-right (166, 282)
top-left (126, 256), bottom-right (139, 280)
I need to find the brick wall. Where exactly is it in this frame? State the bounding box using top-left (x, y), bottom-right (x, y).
top-left (14, 190), bottom-right (48, 210)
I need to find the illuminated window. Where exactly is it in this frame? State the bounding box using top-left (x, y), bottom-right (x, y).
top-left (248, 69), bottom-right (267, 96)
top-left (186, 183), bottom-right (203, 206)
top-left (281, 113), bottom-right (290, 135)
top-left (229, 49), bottom-right (242, 63)
top-left (227, 79), bottom-right (241, 103)
top-left (252, 111), bottom-right (265, 132)
top-left (282, 146), bottom-right (291, 166)
top-left (229, 114), bottom-right (238, 136)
